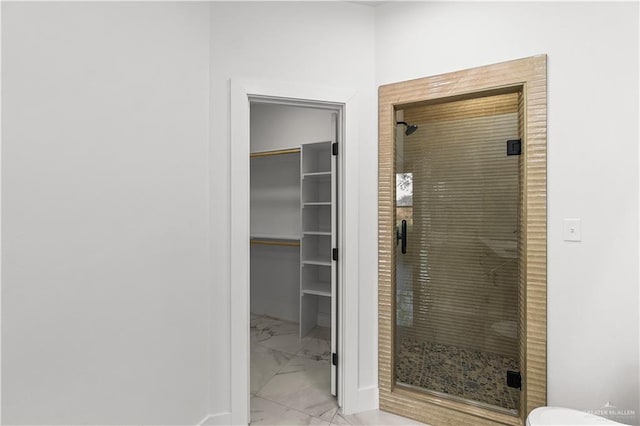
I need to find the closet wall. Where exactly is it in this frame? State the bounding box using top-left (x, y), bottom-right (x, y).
top-left (251, 104), bottom-right (334, 151)
top-left (250, 103), bottom-right (334, 325)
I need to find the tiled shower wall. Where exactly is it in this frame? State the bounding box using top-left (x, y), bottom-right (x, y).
top-left (399, 93), bottom-right (520, 359)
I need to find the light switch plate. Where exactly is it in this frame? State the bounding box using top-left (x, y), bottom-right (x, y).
top-left (563, 218), bottom-right (582, 242)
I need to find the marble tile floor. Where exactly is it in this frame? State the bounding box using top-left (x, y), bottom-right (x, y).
top-left (396, 336), bottom-right (520, 411)
top-left (251, 314), bottom-right (426, 425)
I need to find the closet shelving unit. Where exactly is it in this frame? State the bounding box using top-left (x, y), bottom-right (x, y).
top-left (300, 141), bottom-right (335, 337)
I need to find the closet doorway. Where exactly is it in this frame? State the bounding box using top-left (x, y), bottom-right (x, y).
top-left (247, 97), bottom-right (345, 424)
top-left (230, 80), bottom-right (358, 425)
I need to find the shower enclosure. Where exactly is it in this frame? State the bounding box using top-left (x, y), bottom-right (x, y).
top-left (378, 55), bottom-right (547, 426)
top-left (394, 93), bottom-right (522, 413)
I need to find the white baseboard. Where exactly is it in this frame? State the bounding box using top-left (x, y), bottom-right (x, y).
top-left (198, 412), bottom-right (231, 426)
top-left (341, 385), bottom-right (379, 416)
top-left (356, 385), bottom-right (379, 413)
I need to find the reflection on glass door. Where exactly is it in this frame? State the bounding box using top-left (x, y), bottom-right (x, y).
top-left (394, 93), bottom-right (522, 413)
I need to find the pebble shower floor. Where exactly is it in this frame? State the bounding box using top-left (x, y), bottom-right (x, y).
top-left (396, 337), bottom-right (520, 411)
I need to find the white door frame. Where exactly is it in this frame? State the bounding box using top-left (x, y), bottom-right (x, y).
top-left (229, 79), bottom-right (361, 425)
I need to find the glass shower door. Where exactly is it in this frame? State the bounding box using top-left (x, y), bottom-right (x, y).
top-left (394, 94), bottom-right (521, 413)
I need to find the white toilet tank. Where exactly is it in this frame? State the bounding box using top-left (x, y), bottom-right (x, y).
top-left (527, 407), bottom-right (626, 425)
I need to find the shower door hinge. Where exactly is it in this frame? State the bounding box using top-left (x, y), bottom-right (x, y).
top-left (332, 248), bottom-right (338, 261)
top-left (332, 353), bottom-right (338, 366)
top-left (507, 370), bottom-right (522, 390)
top-left (507, 139), bottom-right (522, 156)
top-left (332, 142), bottom-right (338, 156)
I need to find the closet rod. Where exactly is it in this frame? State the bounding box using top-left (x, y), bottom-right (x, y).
top-left (250, 148), bottom-right (301, 158)
top-left (250, 239), bottom-right (300, 247)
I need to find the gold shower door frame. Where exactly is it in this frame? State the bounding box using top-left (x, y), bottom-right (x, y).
top-left (378, 55), bottom-right (547, 426)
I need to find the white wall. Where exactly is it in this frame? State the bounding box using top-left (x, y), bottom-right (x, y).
top-left (209, 1), bottom-right (378, 417)
top-left (376, 2), bottom-right (639, 423)
top-left (1, 3), bottom-right (211, 424)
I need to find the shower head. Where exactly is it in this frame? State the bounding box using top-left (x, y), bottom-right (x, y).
top-left (396, 121), bottom-right (419, 136)
top-left (405, 124), bottom-right (418, 136)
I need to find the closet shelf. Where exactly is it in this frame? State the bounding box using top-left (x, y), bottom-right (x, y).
top-left (251, 240), bottom-right (300, 247)
top-left (250, 148), bottom-right (301, 158)
top-left (303, 171), bottom-right (331, 179)
top-left (302, 259), bottom-right (332, 267)
top-left (301, 282), bottom-right (331, 297)
top-left (250, 234), bottom-right (300, 247)
top-left (250, 233), bottom-right (300, 240)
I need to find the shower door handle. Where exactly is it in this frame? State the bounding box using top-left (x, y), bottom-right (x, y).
top-left (397, 220), bottom-right (407, 254)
